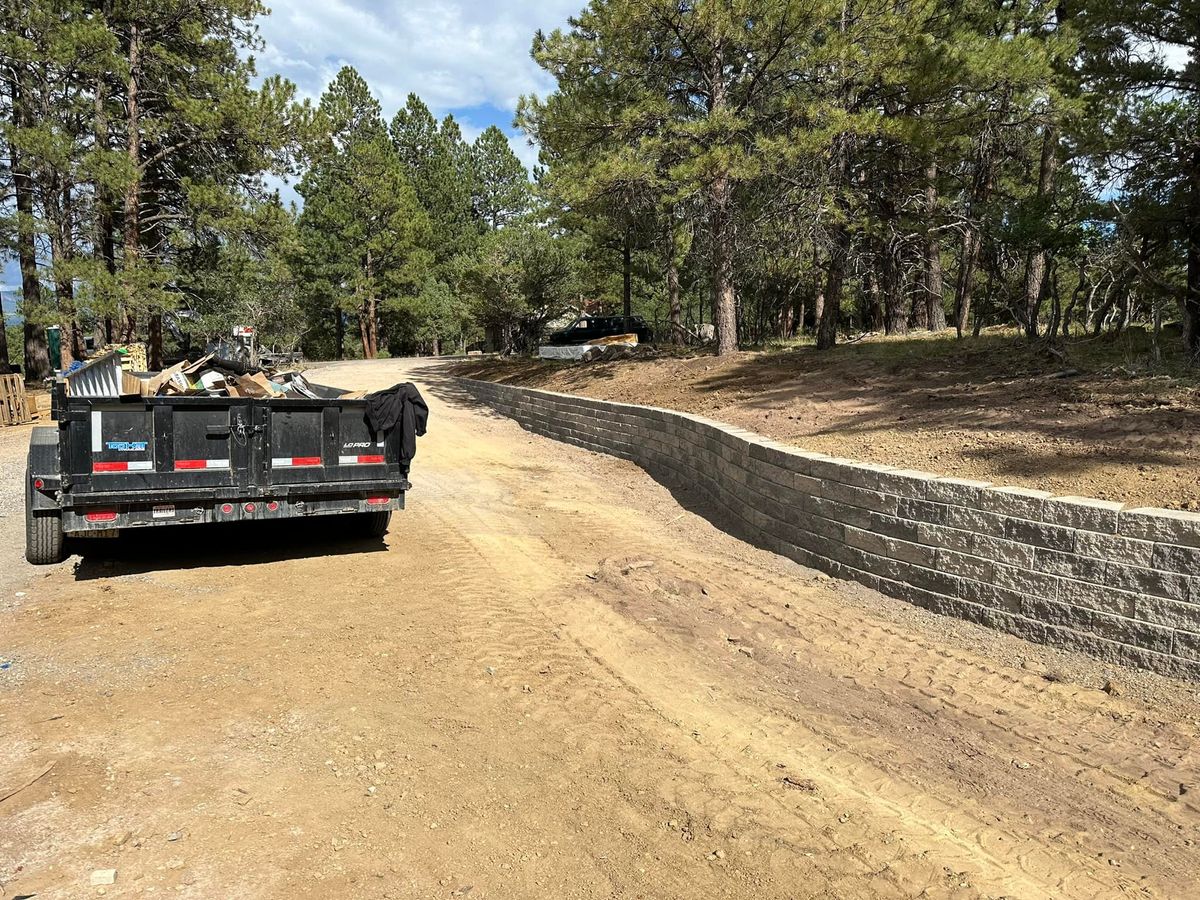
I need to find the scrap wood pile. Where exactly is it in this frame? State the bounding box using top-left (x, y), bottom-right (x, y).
top-left (578, 343), bottom-right (659, 362)
top-left (1, 373), bottom-right (33, 426)
top-left (64, 352), bottom-right (364, 401)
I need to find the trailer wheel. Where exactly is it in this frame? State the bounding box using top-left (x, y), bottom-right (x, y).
top-left (25, 473), bottom-right (66, 565)
top-left (354, 510), bottom-right (392, 539)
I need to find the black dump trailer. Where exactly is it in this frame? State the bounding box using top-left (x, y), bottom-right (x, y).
top-left (25, 383), bottom-right (418, 564)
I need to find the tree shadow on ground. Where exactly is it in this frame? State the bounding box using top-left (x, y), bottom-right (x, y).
top-left (671, 334), bottom-right (1200, 479)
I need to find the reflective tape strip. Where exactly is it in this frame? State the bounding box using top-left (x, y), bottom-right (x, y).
top-left (272, 456), bottom-right (322, 468)
top-left (93, 460), bottom-right (153, 473)
top-left (338, 454), bottom-right (386, 465)
top-left (175, 458), bottom-right (230, 471)
top-left (91, 411), bottom-right (103, 452)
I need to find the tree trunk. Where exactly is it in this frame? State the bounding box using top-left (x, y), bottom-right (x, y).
top-left (954, 133), bottom-right (997, 338)
top-left (95, 70), bottom-right (117, 344)
top-left (368, 298), bottom-right (379, 359)
top-left (811, 248), bottom-right (825, 332)
top-left (666, 224), bottom-right (684, 346)
top-left (923, 161), bottom-right (947, 331)
top-left (863, 262), bottom-right (883, 332)
top-left (123, 22), bottom-right (142, 344)
top-left (910, 279), bottom-right (929, 331)
top-left (1046, 261), bottom-right (1063, 341)
top-left (622, 227), bottom-right (632, 319)
top-left (780, 284), bottom-right (798, 339)
top-left (52, 185), bottom-right (83, 369)
top-left (0, 293), bottom-right (10, 372)
top-left (148, 315), bottom-right (163, 368)
top-left (818, 131), bottom-right (852, 350)
top-left (54, 282), bottom-right (78, 370)
top-left (359, 302), bottom-right (371, 358)
top-left (710, 172), bottom-right (738, 355)
top-left (818, 223), bottom-right (848, 350)
top-left (0, 290), bottom-right (8, 372)
top-left (334, 305), bottom-right (344, 359)
top-left (1021, 122), bottom-right (1061, 339)
top-left (24, 325), bottom-right (49, 383)
top-left (882, 238), bottom-right (907, 335)
top-left (8, 70), bottom-right (50, 382)
top-left (955, 229), bottom-right (983, 338)
top-left (707, 43), bottom-right (738, 356)
top-left (1185, 142), bottom-right (1200, 362)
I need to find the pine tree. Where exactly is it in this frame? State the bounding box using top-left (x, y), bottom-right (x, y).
top-left (297, 68), bottom-right (431, 359)
top-left (390, 96), bottom-right (477, 268)
top-left (470, 126), bottom-right (530, 230)
top-left (1079, 0), bottom-right (1199, 360)
top-left (523, 0), bottom-right (833, 355)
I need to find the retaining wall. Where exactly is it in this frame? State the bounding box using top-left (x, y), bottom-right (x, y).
top-left (462, 376), bottom-right (1200, 680)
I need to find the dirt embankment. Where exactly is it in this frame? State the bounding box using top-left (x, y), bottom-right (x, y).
top-left (456, 332), bottom-right (1200, 511)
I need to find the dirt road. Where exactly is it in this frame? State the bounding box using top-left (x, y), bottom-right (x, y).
top-left (2, 358), bottom-right (1199, 899)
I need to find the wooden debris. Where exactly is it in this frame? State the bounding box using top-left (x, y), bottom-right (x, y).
top-left (0, 373), bottom-right (32, 426)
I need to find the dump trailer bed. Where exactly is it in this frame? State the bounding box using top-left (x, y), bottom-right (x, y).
top-left (24, 387), bottom-right (411, 564)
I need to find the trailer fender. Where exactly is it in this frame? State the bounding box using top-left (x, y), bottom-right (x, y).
top-left (27, 426), bottom-right (62, 512)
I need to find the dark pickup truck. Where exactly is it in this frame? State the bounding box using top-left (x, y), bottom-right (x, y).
top-left (24, 383), bottom-right (417, 564)
top-left (547, 315), bottom-right (654, 346)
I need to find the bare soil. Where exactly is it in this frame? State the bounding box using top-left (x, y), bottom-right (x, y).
top-left (455, 329), bottom-right (1200, 511)
top-left (2, 358), bottom-right (1199, 899)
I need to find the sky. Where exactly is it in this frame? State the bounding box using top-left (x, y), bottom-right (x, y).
top-left (254, 0), bottom-right (583, 201)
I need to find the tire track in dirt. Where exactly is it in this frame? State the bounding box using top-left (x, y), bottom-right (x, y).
top-left (414, 495), bottom-right (913, 897)
top-left (404, 368), bottom-right (1196, 898)
top-left (411, 468), bottom-right (1035, 897)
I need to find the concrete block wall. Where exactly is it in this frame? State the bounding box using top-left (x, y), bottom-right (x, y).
top-left (462, 377), bottom-right (1200, 679)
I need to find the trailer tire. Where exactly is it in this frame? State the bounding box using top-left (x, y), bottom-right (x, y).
top-left (354, 510), bottom-right (392, 539)
top-left (25, 474), bottom-right (66, 565)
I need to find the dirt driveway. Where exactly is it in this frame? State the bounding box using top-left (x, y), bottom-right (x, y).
top-left (2, 358), bottom-right (1198, 899)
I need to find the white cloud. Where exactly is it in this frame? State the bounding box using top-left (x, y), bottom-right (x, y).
top-left (253, 1), bottom-right (571, 188)
top-left (254, 0), bottom-right (578, 116)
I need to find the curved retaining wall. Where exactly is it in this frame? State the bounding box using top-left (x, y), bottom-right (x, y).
top-left (461, 377), bottom-right (1200, 679)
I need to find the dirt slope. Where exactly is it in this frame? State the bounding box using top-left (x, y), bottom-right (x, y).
top-left (455, 331), bottom-right (1200, 510)
top-left (1, 358), bottom-right (1198, 899)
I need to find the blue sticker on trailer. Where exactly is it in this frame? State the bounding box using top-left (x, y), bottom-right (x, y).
top-left (106, 441), bottom-right (149, 452)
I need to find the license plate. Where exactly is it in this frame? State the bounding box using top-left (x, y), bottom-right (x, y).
top-left (152, 504), bottom-right (175, 519)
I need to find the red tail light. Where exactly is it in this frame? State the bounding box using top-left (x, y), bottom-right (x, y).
top-left (32, 478), bottom-right (45, 490)
top-left (267, 501), bottom-right (279, 512)
top-left (366, 497), bottom-right (390, 506)
top-left (220, 503), bottom-right (234, 514)
top-left (85, 510), bottom-right (117, 523)
top-left (244, 502), bottom-right (257, 514)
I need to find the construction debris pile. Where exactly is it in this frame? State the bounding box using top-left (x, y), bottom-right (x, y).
top-left (538, 332), bottom-right (658, 362)
top-left (538, 333), bottom-right (659, 363)
top-left (64, 351), bottom-right (362, 401)
top-left (575, 343), bottom-right (659, 363)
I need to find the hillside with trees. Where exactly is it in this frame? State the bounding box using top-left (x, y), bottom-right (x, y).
top-left (1, 0), bottom-right (1196, 373)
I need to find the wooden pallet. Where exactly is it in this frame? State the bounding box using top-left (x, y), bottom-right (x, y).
top-left (0, 373), bottom-right (32, 426)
